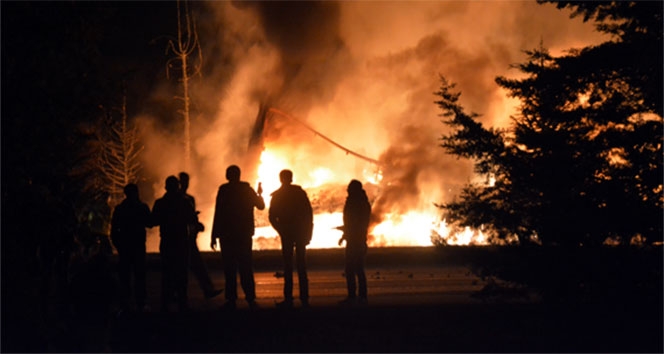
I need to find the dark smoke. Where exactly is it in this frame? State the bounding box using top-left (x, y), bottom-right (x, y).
top-left (234, 1), bottom-right (352, 115)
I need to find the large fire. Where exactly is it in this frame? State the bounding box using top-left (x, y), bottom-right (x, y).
top-left (233, 145), bottom-right (490, 250)
top-left (140, 2), bottom-right (608, 253)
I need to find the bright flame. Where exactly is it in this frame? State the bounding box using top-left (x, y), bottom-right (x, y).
top-left (309, 167), bottom-right (334, 188)
top-left (363, 166), bottom-right (383, 185)
top-left (256, 148), bottom-right (288, 196)
top-left (434, 219), bottom-right (489, 246)
top-left (372, 212), bottom-right (437, 247)
top-left (252, 208), bottom-right (493, 250)
top-left (248, 148), bottom-right (492, 250)
top-left (254, 212), bottom-right (345, 250)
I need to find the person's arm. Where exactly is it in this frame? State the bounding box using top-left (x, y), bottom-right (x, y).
top-left (185, 198), bottom-right (198, 225)
top-left (254, 192), bottom-right (265, 211)
top-left (187, 194), bottom-right (204, 231)
top-left (268, 194), bottom-right (280, 233)
top-left (142, 204), bottom-right (153, 229)
top-left (150, 200), bottom-right (161, 228)
top-left (303, 190), bottom-right (314, 244)
top-left (254, 182), bottom-right (265, 211)
top-left (210, 189), bottom-right (222, 250)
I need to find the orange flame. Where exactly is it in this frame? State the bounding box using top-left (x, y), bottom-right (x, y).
top-left (247, 148), bottom-right (491, 249)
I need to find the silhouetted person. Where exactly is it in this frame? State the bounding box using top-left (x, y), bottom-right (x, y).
top-left (179, 172), bottom-right (223, 299)
top-left (269, 169), bottom-right (313, 308)
top-left (110, 183), bottom-right (151, 311)
top-left (338, 180), bottom-right (371, 306)
top-left (211, 165), bottom-right (264, 310)
top-left (151, 176), bottom-right (197, 312)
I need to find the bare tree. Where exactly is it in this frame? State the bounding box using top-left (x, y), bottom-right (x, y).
top-left (97, 93), bottom-right (144, 209)
top-left (166, 0), bottom-right (202, 170)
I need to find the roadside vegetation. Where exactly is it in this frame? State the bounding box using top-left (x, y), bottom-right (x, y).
top-left (434, 1), bottom-right (662, 304)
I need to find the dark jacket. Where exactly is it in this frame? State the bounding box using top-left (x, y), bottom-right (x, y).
top-left (151, 191), bottom-right (197, 241)
top-left (110, 198), bottom-right (151, 251)
top-left (343, 189), bottom-right (371, 243)
top-left (269, 184), bottom-right (313, 243)
top-left (211, 181), bottom-right (265, 241)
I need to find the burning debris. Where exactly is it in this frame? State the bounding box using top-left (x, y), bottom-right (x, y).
top-left (246, 104), bottom-right (465, 249)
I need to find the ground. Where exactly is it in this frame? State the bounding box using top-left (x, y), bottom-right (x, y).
top-left (3, 247), bottom-right (662, 353)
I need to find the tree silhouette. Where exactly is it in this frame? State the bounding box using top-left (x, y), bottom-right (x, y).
top-left (438, 1), bottom-right (662, 246)
top-left (166, 0), bottom-right (202, 171)
top-left (96, 92), bottom-right (144, 210)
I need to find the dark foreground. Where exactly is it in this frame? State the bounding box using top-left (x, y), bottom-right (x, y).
top-left (3, 247), bottom-right (663, 353)
top-left (108, 299), bottom-right (661, 353)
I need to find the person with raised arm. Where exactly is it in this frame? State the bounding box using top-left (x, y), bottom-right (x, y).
top-left (211, 165), bottom-right (264, 310)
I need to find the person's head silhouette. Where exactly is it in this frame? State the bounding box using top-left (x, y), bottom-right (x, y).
top-left (165, 175), bottom-right (180, 192)
top-left (279, 169), bottom-right (293, 186)
top-left (226, 165), bottom-right (241, 182)
top-left (124, 183), bottom-right (139, 200)
top-left (347, 179), bottom-right (363, 195)
top-left (179, 172), bottom-right (190, 192)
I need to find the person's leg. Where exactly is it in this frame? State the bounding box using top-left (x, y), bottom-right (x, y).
top-left (344, 246), bottom-right (357, 298)
top-left (280, 238), bottom-right (294, 303)
top-left (175, 240), bottom-right (190, 310)
top-left (189, 236), bottom-right (216, 296)
top-left (237, 237), bottom-right (256, 302)
top-left (221, 241), bottom-right (238, 302)
top-left (357, 244), bottom-right (368, 300)
top-left (295, 241), bottom-right (309, 304)
top-left (159, 242), bottom-right (174, 311)
top-left (117, 251), bottom-right (132, 309)
top-left (133, 245), bottom-right (147, 309)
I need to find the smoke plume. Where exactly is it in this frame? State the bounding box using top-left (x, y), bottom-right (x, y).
top-left (138, 1), bottom-right (608, 250)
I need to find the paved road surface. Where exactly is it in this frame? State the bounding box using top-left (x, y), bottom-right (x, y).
top-left (143, 247), bottom-right (503, 311)
top-left (161, 265), bottom-right (490, 311)
top-left (5, 247), bottom-right (660, 352)
top-left (105, 248), bottom-right (660, 353)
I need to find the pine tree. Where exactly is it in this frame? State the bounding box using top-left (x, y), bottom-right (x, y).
top-left (438, 1), bottom-right (662, 246)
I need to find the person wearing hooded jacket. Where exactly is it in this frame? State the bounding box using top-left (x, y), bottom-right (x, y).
top-left (338, 179), bottom-right (371, 305)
